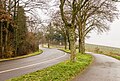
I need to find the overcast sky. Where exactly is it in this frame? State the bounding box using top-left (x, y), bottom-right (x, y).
top-left (86, 3), bottom-right (120, 48)
top-left (37, 1), bottom-right (120, 48)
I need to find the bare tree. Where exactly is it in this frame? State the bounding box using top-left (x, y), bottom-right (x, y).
top-left (60, 0), bottom-right (78, 62)
top-left (76, 0), bottom-right (118, 53)
top-left (51, 11), bottom-right (68, 49)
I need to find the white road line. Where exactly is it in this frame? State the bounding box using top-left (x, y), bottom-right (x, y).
top-left (0, 53), bottom-right (67, 74)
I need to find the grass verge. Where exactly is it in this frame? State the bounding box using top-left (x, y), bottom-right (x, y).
top-left (0, 50), bottom-right (43, 62)
top-left (59, 48), bottom-right (71, 53)
top-left (105, 54), bottom-right (120, 60)
top-left (7, 49), bottom-right (93, 81)
top-left (85, 43), bottom-right (120, 60)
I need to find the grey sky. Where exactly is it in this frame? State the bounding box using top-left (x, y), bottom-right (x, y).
top-left (27, 1), bottom-right (120, 48)
top-left (86, 3), bottom-right (120, 48)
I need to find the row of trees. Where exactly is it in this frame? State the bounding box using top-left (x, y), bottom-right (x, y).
top-left (0, 0), bottom-right (20, 58)
top-left (0, 0), bottom-right (119, 61)
top-left (58, 0), bottom-right (118, 62)
top-left (0, 0), bottom-right (46, 58)
top-left (44, 0), bottom-right (118, 62)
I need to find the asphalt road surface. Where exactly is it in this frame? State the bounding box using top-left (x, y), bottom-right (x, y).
top-left (72, 52), bottom-right (120, 81)
top-left (0, 48), bottom-right (69, 81)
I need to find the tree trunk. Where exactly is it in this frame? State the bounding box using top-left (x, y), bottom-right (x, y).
top-left (8, 0), bottom-right (11, 13)
top-left (81, 21), bottom-right (86, 54)
top-left (69, 26), bottom-right (76, 62)
top-left (79, 37), bottom-right (85, 54)
top-left (0, 22), bottom-right (3, 58)
top-left (82, 38), bottom-right (85, 53)
top-left (78, 29), bottom-right (84, 54)
top-left (3, 0), bottom-right (6, 10)
top-left (41, 37), bottom-right (44, 47)
top-left (78, 20), bottom-right (85, 54)
top-left (78, 38), bottom-right (81, 53)
top-left (14, 0), bottom-right (17, 20)
top-left (5, 22), bottom-right (9, 53)
top-left (78, 17), bottom-right (86, 54)
top-left (66, 31), bottom-right (70, 50)
top-left (15, 28), bottom-right (18, 56)
top-left (64, 35), bottom-right (67, 49)
top-left (48, 40), bottom-right (50, 48)
top-left (79, 36), bottom-right (85, 54)
top-left (78, 21), bottom-right (83, 53)
top-left (78, 28), bottom-right (81, 53)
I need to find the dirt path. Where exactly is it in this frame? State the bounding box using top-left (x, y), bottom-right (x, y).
top-left (72, 52), bottom-right (120, 81)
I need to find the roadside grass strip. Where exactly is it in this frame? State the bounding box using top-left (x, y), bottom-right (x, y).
top-left (85, 43), bottom-right (120, 61)
top-left (0, 50), bottom-right (43, 62)
top-left (105, 54), bottom-right (120, 60)
top-left (7, 49), bottom-right (93, 81)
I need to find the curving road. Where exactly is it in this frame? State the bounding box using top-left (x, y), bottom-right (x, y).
top-left (72, 52), bottom-right (120, 81)
top-left (0, 48), bottom-right (69, 81)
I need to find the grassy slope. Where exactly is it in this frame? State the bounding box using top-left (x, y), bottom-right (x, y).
top-left (85, 43), bottom-right (120, 60)
top-left (7, 49), bottom-right (93, 81)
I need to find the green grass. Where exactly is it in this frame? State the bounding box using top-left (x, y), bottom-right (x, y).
top-left (85, 43), bottom-right (120, 54)
top-left (59, 48), bottom-right (71, 53)
top-left (106, 54), bottom-right (120, 60)
top-left (85, 43), bottom-right (120, 60)
top-left (0, 50), bottom-right (43, 62)
top-left (7, 49), bottom-right (93, 81)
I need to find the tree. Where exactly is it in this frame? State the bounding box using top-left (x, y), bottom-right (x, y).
top-left (16, 6), bottom-right (28, 55)
top-left (51, 11), bottom-right (68, 49)
top-left (0, 0), bottom-right (15, 58)
top-left (59, 0), bottom-right (91, 62)
top-left (76, 0), bottom-right (118, 54)
top-left (45, 23), bottom-right (55, 48)
top-left (60, 0), bottom-right (77, 62)
top-left (0, 0), bottom-right (46, 58)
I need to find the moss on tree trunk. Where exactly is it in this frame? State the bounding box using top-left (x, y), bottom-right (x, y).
top-left (68, 26), bottom-right (76, 62)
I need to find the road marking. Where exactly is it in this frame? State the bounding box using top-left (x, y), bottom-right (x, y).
top-left (0, 53), bottom-right (67, 74)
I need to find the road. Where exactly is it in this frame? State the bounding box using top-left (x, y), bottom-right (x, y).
top-left (72, 52), bottom-right (120, 81)
top-left (0, 48), bottom-right (69, 81)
